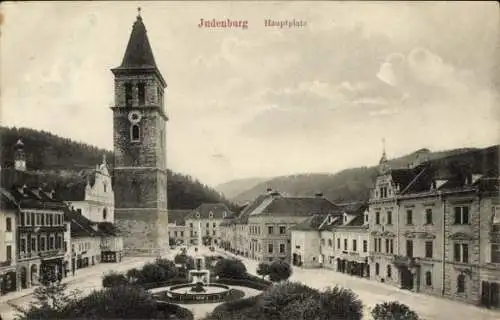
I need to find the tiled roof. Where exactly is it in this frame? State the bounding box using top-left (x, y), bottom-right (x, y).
top-left (342, 214), bottom-right (366, 227)
top-left (390, 168), bottom-right (418, 191)
top-left (186, 203), bottom-right (232, 220)
top-left (0, 187), bottom-right (19, 211)
top-left (65, 209), bottom-right (102, 238)
top-left (1, 169), bottom-right (68, 211)
top-left (97, 222), bottom-right (121, 236)
top-left (54, 170), bottom-right (96, 201)
top-left (169, 209), bottom-right (192, 226)
top-left (338, 202), bottom-right (368, 215)
top-left (235, 195), bottom-right (267, 223)
top-left (256, 195), bottom-right (340, 217)
top-left (290, 214), bottom-right (328, 231)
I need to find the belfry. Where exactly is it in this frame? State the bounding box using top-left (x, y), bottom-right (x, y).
top-left (110, 8), bottom-right (169, 256)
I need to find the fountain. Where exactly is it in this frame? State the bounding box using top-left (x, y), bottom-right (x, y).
top-left (150, 217), bottom-right (231, 303)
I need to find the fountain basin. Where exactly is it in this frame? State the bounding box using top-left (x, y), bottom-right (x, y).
top-left (152, 283), bottom-right (231, 304)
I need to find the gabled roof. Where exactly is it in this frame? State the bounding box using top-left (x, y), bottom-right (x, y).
top-left (169, 209), bottom-right (192, 226)
top-left (186, 203), bottom-right (232, 220)
top-left (0, 187), bottom-right (19, 211)
top-left (65, 209), bottom-right (102, 238)
top-left (236, 195), bottom-right (268, 223)
top-left (97, 221), bottom-right (121, 236)
top-left (253, 195), bottom-right (340, 217)
top-left (338, 202), bottom-right (368, 215)
top-left (291, 214), bottom-right (328, 231)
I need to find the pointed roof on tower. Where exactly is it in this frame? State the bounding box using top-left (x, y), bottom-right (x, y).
top-left (112, 8), bottom-right (166, 87)
top-left (120, 8), bottom-right (157, 69)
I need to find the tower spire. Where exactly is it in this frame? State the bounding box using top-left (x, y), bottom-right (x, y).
top-left (379, 137), bottom-right (390, 174)
top-left (137, 7), bottom-right (141, 19)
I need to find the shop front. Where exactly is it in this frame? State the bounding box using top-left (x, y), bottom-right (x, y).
top-left (40, 257), bottom-right (64, 282)
top-left (0, 270), bottom-right (17, 295)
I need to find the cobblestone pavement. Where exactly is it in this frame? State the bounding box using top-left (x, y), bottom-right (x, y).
top-left (216, 249), bottom-right (500, 320)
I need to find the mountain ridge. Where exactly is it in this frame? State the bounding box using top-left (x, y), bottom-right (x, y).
top-left (227, 145), bottom-right (497, 204)
top-left (0, 126), bottom-right (235, 210)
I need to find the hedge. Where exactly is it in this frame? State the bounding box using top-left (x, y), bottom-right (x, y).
top-left (140, 278), bottom-right (189, 290)
top-left (156, 301), bottom-right (194, 320)
top-left (215, 278), bottom-right (271, 291)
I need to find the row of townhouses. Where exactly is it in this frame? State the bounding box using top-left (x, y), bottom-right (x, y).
top-left (218, 148), bottom-right (500, 309)
top-left (0, 140), bottom-right (123, 296)
top-left (167, 203), bottom-right (233, 246)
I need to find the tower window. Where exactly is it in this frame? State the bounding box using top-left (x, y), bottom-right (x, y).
top-left (125, 83), bottom-right (133, 106)
top-left (131, 124), bottom-right (140, 142)
top-left (138, 83), bottom-right (146, 105)
top-left (103, 208), bottom-right (107, 220)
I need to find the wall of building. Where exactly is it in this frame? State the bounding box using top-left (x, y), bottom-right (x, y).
top-left (320, 230), bottom-right (336, 269)
top-left (291, 230), bottom-right (321, 268)
top-left (250, 215), bottom-right (305, 262)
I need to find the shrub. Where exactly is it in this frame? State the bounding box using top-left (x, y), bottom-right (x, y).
top-left (256, 262), bottom-right (270, 279)
top-left (102, 271), bottom-right (128, 288)
top-left (372, 301), bottom-right (420, 320)
top-left (268, 259), bottom-right (292, 282)
top-left (285, 286), bottom-right (363, 320)
top-left (65, 285), bottom-right (159, 319)
top-left (126, 268), bottom-right (143, 284)
top-left (155, 258), bottom-right (179, 279)
top-left (260, 281), bottom-right (319, 317)
top-left (13, 280), bottom-right (81, 320)
top-left (214, 258), bottom-right (247, 279)
top-left (138, 262), bottom-right (167, 284)
top-left (215, 278), bottom-right (270, 291)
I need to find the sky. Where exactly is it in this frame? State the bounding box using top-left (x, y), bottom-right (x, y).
top-left (2, 1), bottom-right (499, 186)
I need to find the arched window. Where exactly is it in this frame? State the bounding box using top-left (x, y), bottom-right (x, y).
top-left (103, 182), bottom-right (107, 193)
top-left (131, 124), bottom-right (140, 142)
top-left (375, 263), bottom-right (380, 275)
top-left (387, 265), bottom-right (392, 278)
top-left (426, 271), bottom-right (432, 286)
top-left (457, 274), bottom-right (466, 293)
top-left (103, 208), bottom-right (107, 220)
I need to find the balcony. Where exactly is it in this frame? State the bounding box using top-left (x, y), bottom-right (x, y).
top-left (0, 260), bottom-right (12, 267)
top-left (38, 249), bottom-right (65, 259)
top-left (392, 255), bottom-right (420, 268)
top-left (18, 225), bottom-right (67, 233)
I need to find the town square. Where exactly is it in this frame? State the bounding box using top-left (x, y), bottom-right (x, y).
top-left (1, 2), bottom-right (499, 320)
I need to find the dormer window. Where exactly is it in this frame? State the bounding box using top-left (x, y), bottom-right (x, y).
top-left (223, 211), bottom-right (227, 218)
top-left (209, 211), bottom-right (214, 219)
top-left (196, 212), bottom-right (200, 218)
top-left (344, 214), bottom-right (347, 223)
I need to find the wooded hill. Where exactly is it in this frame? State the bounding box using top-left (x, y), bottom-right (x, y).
top-left (228, 146), bottom-right (498, 204)
top-left (0, 126), bottom-right (235, 210)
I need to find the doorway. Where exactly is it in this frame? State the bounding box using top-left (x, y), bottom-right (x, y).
top-left (400, 267), bottom-right (414, 290)
top-left (482, 281), bottom-right (500, 308)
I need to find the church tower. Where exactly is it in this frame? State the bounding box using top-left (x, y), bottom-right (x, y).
top-left (110, 9), bottom-right (168, 256)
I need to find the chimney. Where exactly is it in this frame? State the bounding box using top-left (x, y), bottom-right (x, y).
top-left (14, 139), bottom-right (27, 172)
top-left (266, 188), bottom-right (273, 195)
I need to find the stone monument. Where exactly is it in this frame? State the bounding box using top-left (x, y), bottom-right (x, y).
top-left (188, 219), bottom-right (210, 284)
